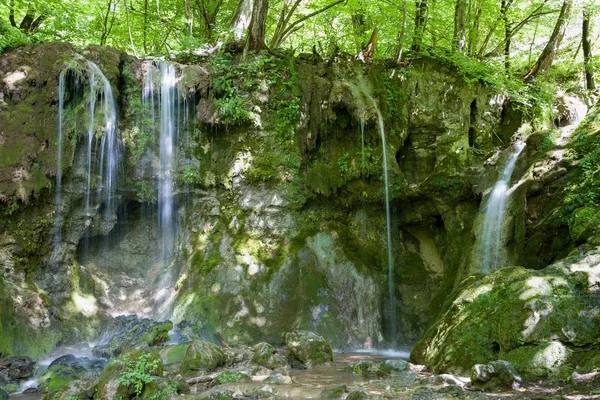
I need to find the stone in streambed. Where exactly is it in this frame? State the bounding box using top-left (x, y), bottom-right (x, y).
top-left (284, 330), bottom-right (333, 367)
top-left (180, 340), bottom-right (226, 374)
top-left (471, 360), bottom-right (522, 390)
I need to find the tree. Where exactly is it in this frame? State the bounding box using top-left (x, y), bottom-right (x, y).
top-left (412, 0), bottom-right (428, 52)
top-left (524, 0), bottom-right (573, 81)
top-left (244, 0), bottom-right (268, 52)
top-left (8, 0), bottom-right (48, 34)
top-left (231, 0), bottom-right (253, 40)
top-left (582, 5), bottom-right (595, 90)
top-left (453, 0), bottom-right (467, 53)
top-left (269, 0), bottom-right (345, 49)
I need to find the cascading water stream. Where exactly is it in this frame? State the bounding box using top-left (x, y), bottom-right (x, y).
top-left (479, 141), bottom-right (526, 273)
top-left (54, 58), bottom-right (121, 263)
top-left (365, 94), bottom-right (397, 342)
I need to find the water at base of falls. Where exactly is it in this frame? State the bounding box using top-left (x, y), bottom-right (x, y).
top-left (479, 141), bottom-right (526, 273)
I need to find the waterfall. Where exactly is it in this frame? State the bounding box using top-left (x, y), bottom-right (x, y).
top-left (365, 94), bottom-right (397, 343)
top-left (479, 141), bottom-right (526, 273)
top-left (53, 69), bottom-right (68, 260)
top-left (54, 59), bottom-right (120, 262)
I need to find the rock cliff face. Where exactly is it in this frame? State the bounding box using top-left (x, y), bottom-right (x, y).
top-left (0, 42), bottom-right (592, 360)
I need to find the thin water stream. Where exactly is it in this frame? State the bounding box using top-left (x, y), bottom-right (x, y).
top-left (479, 142), bottom-right (526, 273)
top-left (365, 94), bottom-right (397, 342)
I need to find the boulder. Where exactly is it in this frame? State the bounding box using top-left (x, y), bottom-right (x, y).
top-left (92, 316), bottom-right (173, 359)
top-left (471, 360), bottom-right (521, 390)
top-left (0, 356), bottom-right (36, 380)
top-left (180, 340), bottom-right (225, 374)
top-left (38, 354), bottom-right (105, 393)
top-left (252, 342), bottom-right (287, 369)
top-left (412, 248), bottom-right (600, 377)
top-left (284, 330), bottom-right (333, 367)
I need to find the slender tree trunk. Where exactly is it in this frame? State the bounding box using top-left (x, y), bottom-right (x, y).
top-left (412, 0), bottom-right (428, 52)
top-left (244, 0), bottom-right (268, 53)
top-left (9, 0), bottom-right (17, 27)
top-left (453, 0), bottom-right (467, 53)
top-left (501, 0), bottom-right (511, 73)
top-left (396, 0), bottom-right (407, 63)
top-left (468, 6), bottom-right (482, 56)
top-left (583, 6), bottom-right (596, 90)
top-left (231, 0), bottom-right (254, 40)
top-left (125, 0), bottom-right (137, 55)
top-left (524, 0), bottom-right (573, 81)
top-left (143, 0), bottom-right (149, 53)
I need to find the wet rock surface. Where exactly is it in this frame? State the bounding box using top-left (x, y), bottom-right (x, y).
top-left (92, 316), bottom-right (173, 359)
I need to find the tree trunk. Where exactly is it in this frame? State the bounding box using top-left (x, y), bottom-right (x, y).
top-left (357, 29), bottom-right (378, 62)
top-left (244, 0), bottom-right (268, 53)
top-left (453, 0), bottom-right (467, 53)
top-left (583, 6), bottom-right (596, 90)
top-left (412, 0), bottom-right (428, 52)
top-left (501, 0), bottom-right (511, 73)
top-left (396, 0), bottom-right (407, 63)
top-left (524, 0), bottom-right (573, 81)
top-left (231, 0), bottom-right (254, 40)
top-left (468, 6), bottom-right (482, 56)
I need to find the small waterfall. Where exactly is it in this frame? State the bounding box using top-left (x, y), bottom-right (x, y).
top-left (143, 62), bottom-right (179, 262)
top-left (53, 69), bottom-right (68, 260)
top-left (365, 94), bottom-right (397, 343)
top-left (479, 141), bottom-right (526, 273)
top-left (54, 59), bottom-right (121, 262)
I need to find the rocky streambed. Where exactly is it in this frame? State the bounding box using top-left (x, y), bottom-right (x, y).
top-left (2, 316), bottom-right (600, 399)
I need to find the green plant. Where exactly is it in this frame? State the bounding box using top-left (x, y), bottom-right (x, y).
top-left (338, 152), bottom-right (352, 173)
top-left (116, 354), bottom-right (160, 397)
top-left (217, 371), bottom-right (243, 384)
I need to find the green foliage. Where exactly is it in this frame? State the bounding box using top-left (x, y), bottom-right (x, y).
top-left (0, 19), bottom-right (31, 54)
top-left (338, 152), bottom-right (351, 173)
top-left (116, 353), bottom-right (159, 397)
top-left (146, 383), bottom-right (177, 400)
top-left (217, 371), bottom-right (243, 384)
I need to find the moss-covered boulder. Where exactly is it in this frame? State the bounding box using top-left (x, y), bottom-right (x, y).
top-left (180, 340), bottom-right (226, 374)
top-left (284, 330), bottom-right (333, 367)
top-left (251, 342), bottom-right (287, 369)
top-left (160, 343), bottom-right (190, 365)
top-left (92, 316), bottom-right (172, 359)
top-left (411, 247), bottom-right (600, 379)
top-left (38, 354), bottom-right (105, 393)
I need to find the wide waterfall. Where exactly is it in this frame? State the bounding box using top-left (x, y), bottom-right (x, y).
top-left (366, 94), bottom-right (397, 343)
top-left (479, 141), bottom-right (526, 273)
top-left (54, 58), bottom-right (121, 261)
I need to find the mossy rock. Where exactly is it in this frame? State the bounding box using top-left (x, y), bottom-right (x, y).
top-left (411, 247), bottom-right (600, 376)
top-left (251, 342), bottom-right (286, 369)
top-left (180, 340), bottom-right (226, 375)
top-left (505, 342), bottom-right (571, 380)
top-left (140, 378), bottom-right (178, 400)
top-left (92, 316), bottom-right (172, 359)
top-left (38, 354), bottom-right (105, 393)
top-left (161, 344), bottom-right (189, 365)
top-left (284, 330), bottom-right (333, 367)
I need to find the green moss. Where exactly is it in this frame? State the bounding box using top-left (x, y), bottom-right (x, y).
top-left (164, 344), bottom-right (189, 364)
